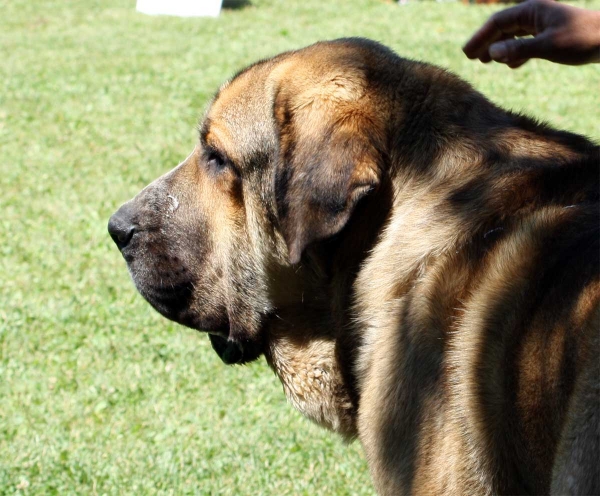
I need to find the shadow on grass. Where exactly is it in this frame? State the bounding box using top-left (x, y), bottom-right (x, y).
top-left (222, 0), bottom-right (252, 10)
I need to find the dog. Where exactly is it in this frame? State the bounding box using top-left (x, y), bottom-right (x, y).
top-left (108, 38), bottom-right (599, 495)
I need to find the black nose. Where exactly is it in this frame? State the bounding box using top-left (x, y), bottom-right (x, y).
top-left (108, 203), bottom-right (137, 250)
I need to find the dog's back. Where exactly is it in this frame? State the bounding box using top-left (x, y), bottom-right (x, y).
top-left (353, 60), bottom-right (600, 494)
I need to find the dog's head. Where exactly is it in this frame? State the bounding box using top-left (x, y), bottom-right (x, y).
top-left (108, 39), bottom-right (393, 368)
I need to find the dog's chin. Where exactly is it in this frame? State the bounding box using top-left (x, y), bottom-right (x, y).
top-left (131, 277), bottom-right (264, 365)
top-left (135, 282), bottom-right (196, 324)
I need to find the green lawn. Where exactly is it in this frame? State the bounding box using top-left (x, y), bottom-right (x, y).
top-left (1, 0), bottom-right (598, 494)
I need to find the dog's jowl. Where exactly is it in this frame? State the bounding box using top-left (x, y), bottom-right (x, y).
top-left (109, 39), bottom-right (599, 495)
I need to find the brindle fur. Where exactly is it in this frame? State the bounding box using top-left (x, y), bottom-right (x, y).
top-left (109, 39), bottom-right (600, 495)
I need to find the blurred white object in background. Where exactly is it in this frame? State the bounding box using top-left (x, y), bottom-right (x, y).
top-left (136, 0), bottom-right (223, 17)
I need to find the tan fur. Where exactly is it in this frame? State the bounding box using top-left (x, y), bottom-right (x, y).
top-left (110, 39), bottom-right (600, 495)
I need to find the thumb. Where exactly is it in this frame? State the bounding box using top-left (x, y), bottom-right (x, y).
top-left (488, 35), bottom-right (549, 63)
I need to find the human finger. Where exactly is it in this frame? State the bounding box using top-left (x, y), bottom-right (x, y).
top-left (478, 32), bottom-right (526, 63)
top-left (463, 2), bottom-right (537, 59)
top-left (506, 58), bottom-right (529, 69)
top-left (488, 34), bottom-right (550, 64)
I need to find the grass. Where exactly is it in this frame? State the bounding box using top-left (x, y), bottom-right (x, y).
top-left (1, 0), bottom-right (599, 494)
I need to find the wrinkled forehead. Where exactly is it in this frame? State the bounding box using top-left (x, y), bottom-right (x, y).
top-left (200, 60), bottom-right (278, 163)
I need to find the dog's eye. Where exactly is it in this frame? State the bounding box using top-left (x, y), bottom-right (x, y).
top-left (207, 152), bottom-right (227, 171)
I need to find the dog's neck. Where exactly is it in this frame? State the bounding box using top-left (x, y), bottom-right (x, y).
top-left (264, 313), bottom-right (357, 438)
top-left (262, 66), bottom-right (598, 440)
top-left (261, 183), bottom-right (393, 438)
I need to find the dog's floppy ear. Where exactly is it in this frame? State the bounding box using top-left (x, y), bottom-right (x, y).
top-left (273, 71), bottom-right (384, 264)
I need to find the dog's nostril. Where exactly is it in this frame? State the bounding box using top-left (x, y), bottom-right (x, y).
top-left (108, 214), bottom-right (136, 250)
top-left (117, 225), bottom-right (135, 246)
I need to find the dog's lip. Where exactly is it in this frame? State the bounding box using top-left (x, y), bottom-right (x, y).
top-left (122, 249), bottom-right (135, 263)
top-left (208, 334), bottom-right (243, 364)
top-left (119, 230), bottom-right (146, 259)
top-left (118, 228), bottom-right (158, 258)
top-left (206, 317), bottom-right (269, 365)
top-left (119, 240), bottom-right (138, 263)
top-left (208, 332), bottom-right (264, 365)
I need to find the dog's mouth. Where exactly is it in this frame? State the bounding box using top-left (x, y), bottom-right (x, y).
top-left (136, 278), bottom-right (264, 365)
top-left (142, 291), bottom-right (263, 364)
top-left (115, 232), bottom-right (265, 365)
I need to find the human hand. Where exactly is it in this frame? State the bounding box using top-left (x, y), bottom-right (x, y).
top-left (463, 0), bottom-right (600, 68)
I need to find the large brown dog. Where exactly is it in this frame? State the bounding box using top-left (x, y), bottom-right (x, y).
top-left (108, 39), bottom-right (599, 495)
